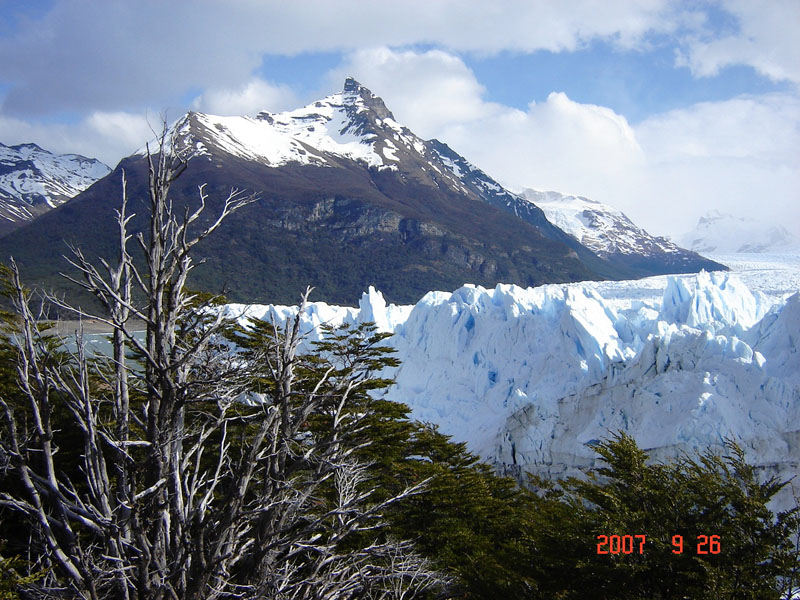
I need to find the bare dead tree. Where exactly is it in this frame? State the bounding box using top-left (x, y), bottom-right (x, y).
top-left (0, 123), bottom-right (445, 599)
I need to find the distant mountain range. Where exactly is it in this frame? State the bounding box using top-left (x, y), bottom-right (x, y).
top-left (0, 142), bottom-right (109, 236)
top-left (0, 79), bottom-right (724, 305)
top-left (521, 189), bottom-right (714, 276)
top-left (679, 210), bottom-right (800, 254)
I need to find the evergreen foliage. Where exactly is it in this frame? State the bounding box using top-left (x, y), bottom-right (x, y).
top-left (0, 549), bottom-right (45, 600)
top-left (0, 132), bottom-right (444, 599)
top-left (528, 432), bottom-right (800, 599)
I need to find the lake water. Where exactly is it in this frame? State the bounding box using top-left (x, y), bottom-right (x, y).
top-left (61, 330), bottom-right (146, 358)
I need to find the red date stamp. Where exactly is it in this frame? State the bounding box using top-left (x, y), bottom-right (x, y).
top-left (596, 534), bottom-right (720, 555)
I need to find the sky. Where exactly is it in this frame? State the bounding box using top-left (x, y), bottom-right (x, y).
top-left (0, 0), bottom-right (797, 239)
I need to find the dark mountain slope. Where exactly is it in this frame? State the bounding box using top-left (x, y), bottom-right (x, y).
top-left (3, 146), bottom-right (599, 304)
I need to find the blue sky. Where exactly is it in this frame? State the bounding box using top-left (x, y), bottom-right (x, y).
top-left (467, 44), bottom-right (792, 122)
top-left (0, 0), bottom-right (797, 237)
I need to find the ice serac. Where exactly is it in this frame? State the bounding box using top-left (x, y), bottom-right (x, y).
top-left (659, 270), bottom-right (771, 335)
top-left (750, 292), bottom-right (800, 379)
top-left (385, 283), bottom-right (633, 451)
top-left (0, 142), bottom-right (110, 234)
top-left (482, 274), bottom-right (797, 506)
top-left (358, 286), bottom-right (413, 333)
top-left (221, 287), bottom-right (410, 350)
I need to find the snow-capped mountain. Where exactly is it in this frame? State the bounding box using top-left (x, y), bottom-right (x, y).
top-left (0, 142), bottom-right (110, 234)
top-left (0, 79), bottom-right (723, 304)
top-left (680, 210), bottom-right (800, 253)
top-left (172, 78), bottom-right (415, 169)
top-left (171, 77), bottom-right (513, 187)
top-left (522, 188), bottom-right (715, 276)
top-left (171, 78), bottom-right (595, 245)
top-left (173, 84), bottom-right (721, 276)
top-left (226, 258), bottom-right (800, 507)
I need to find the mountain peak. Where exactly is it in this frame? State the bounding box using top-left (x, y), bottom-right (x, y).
top-left (340, 77), bottom-right (394, 121)
top-left (342, 76), bottom-right (364, 93)
top-left (521, 187), bottom-right (725, 272)
top-left (11, 142), bottom-right (46, 153)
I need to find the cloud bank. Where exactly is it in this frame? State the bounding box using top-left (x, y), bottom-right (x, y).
top-left (2, 0), bottom-right (797, 117)
top-left (0, 1), bottom-right (796, 237)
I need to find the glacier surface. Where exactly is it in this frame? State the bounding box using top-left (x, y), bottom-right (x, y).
top-left (224, 255), bottom-right (800, 504)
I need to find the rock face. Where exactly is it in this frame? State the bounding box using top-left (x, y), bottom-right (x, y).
top-left (523, 188), bottom-right (722, 276)
top-left (0, 142), bottom-right (109, 235)
top-left (0, 79), bottom-right (722, 304)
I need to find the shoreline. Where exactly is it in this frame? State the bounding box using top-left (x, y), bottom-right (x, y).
top-left (44, 319), bottom-right (146, 336)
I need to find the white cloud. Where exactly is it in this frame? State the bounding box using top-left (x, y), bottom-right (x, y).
top-left (1, 0), bottom-right (796, 241)
top-left (84, 112), bottom-right (154, 155)
top-left (332, 49), bottom-right (643, 202)
top-left (633, 93), bottom-right (800, 234)
top-left (469, 92), bottom-right (800, 238)
top-left (191, 78), bottom-right (297, 116)
top-left (327, 48), bottom-right (502, 137)
top-left (0, 0), bottom-right (681, 116)
top-left (676, 0), bottom-right (800, 83)
top-left (440, 91), bottom-right (646, 195)
top-left (1, 1), bottom-right (796, 124)
top-left (637, 94), bottom-right (799, 163)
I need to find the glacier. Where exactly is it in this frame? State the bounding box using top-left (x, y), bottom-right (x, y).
top-left (222, 256), bottom-right (800, 505)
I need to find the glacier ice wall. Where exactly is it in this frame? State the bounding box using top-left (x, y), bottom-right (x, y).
top-left (225, 273), bottom-right (800, 502)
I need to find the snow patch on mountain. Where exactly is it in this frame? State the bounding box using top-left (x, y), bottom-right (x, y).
top-left (680, 210), bottom-right (800, 254)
